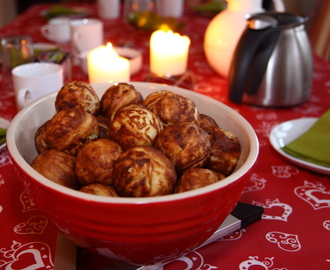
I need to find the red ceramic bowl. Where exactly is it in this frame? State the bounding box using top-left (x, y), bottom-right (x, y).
top-left (6, 82), bottom-right (259, 266)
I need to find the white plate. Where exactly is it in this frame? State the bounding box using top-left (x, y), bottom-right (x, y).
top-left (0, 117), bottom-right (10, 150)
top-left (269, 118), bottom-right (330, 175)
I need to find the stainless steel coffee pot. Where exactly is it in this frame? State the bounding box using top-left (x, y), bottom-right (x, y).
top-left (228, 12), bottom-right (313, 107)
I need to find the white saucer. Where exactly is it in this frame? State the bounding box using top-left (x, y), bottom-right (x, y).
top-left (269, 117), bottom-right (330, 175)
top-left (0, 117), bottom-right (10, 150)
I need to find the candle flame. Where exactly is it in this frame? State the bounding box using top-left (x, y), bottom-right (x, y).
top-left (88, 42), bottom-right (121, 61)
top-left (105, 42), bottom-right (120, 59)
top-left (159, 24), bottom-right (171, 32)
top-left (87, 42), bottom-right (130, 84)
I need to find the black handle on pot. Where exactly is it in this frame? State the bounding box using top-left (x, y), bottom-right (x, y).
top-left (262, 0), bottom-right (273, 10)
top-left (228, 19), bottom-right (281, 104)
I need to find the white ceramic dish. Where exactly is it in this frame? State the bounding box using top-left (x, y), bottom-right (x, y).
top-left (269, 117), bottom-right (330, 175)
top-left (78, 47), bottom-right (142, 76)
top-left (0, 117), bottom-right (10, 150)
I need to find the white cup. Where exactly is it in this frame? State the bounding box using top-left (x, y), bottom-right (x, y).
top-left (156, 0), bottom-right (184, 18)
top-left (41, 18), bottom-right (71, 44)
top-left (97, 0), bottom-right (120, 20)
top-left (12, 62), bottom-right (64, 110)
top-left (70, 18), bottom-right (104, 56)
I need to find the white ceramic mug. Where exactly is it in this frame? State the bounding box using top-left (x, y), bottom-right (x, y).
top-left (97, 0), bottom-right (120, 20)
top-left (12, 62), bottom-right (64, 110)
top-left (70, 18), bottom-right (104, 56)
top-left (41, 18), bottom-right (71, 44)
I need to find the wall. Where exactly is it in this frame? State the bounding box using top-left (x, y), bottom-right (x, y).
top-left (0, 0), bottom-right (323, 31)
top-left (0, 0), bottom-right (17, 28)
top-left (283, 0), bottom-right (322, 30)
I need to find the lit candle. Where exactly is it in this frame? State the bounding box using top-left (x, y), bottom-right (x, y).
top-left (150, 30), bottom-right (190, 76)
top-left (87, 43), bottom-right (130, 83)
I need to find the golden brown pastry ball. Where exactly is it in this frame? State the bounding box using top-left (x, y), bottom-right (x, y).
top-left (55, 81), bottom-right (100, 115)
top-left (96, 116), bottom-right (110, 139)
top-left (100, 83), bottom-right (143, 120)
top-left (143, 91), bottom-right (199, 126)
top-left (155, 122), bottom-right (211, 173)
top-left (199, 114), bottom-right (219, 130)
top-left (79, 183), bottom-right (119, 197)
top-left (35, 120), bottom-right (50, 154)
top-left (75, 139), bottom-right (123, 186)
top-left (142, 90), bottom-right (172, 112)
top-left (204, 126), bottom-right (241, 175)
top-left (112, 146), bottom-right (177, 197)
top-left (109, 104), bottom-right (163, 150)
top-left (175, 168), bottom-right (225, 193)
top-left (31, 149), bottom-right (79, 189)
top-left (43, 108), bottom-right (100, 156)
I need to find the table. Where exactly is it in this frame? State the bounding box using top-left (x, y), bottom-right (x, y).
top-left (1, 4), bottom-right (330, 270)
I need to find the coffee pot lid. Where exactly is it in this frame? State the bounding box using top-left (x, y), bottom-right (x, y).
top-left (247, 12), bottom-right (307, 30)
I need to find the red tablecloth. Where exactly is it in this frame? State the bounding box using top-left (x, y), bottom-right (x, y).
top-left (0, 4), bottom-right (330, 270)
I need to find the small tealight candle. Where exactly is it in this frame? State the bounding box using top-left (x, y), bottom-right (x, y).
top-left (150, 30), bottom-right (191, 76)
top-left (87, 43), bottom-right (130, 83)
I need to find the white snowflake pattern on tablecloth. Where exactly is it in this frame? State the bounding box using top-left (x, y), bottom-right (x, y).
top-left (218, 229), bottom-right (244, 241)
top-left (271, 165), bottom-right (299, 178)
top-left (0, 175), bottom-right (3, 214)
top-left (193, 61), bottom-right (216, 75)
top-left (256, 112), bottom-right (278, 121)
top-left (294, 180), bottom-right (330, 210)
top-left (0, 151), bottom-right (11, 167)
top-left (308, 94), bottom-right (321, 103)
top-left (239, 256), bottom-right (287, 270)
top-left (243, 173), bottom-right (267, 193)
top-left (265, 232), bottom-right (301, 252)
top-left (0, 99), bottom-right (14, 112)
top-left (0, 174), bottom-right (4, 186)
top-left (194, 81), bottom-right (217, 94)
top-left (292, 104), bottom-right (323, 115)
top-left (253, 199), bottom-right (292, 222)
top-left (254, 121), bottom-right (276, 138)
top-left (323, 219), bottom-right (330, 231)
top-left (20, 191), bottom-right (38, 212)
top-left (14, 215), bottom-right (48, 235)
top-left (166, 251), bottom-right (217, 270)
top-left (258, 139), bottom-right (268, 148)
top-left (0, 240), bottom-right (54, 270)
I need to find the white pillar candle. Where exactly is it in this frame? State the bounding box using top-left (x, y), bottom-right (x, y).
top-left (87, 43), bottom-right (130, 83)
top-left (150, 30), bottom-right (191, 76)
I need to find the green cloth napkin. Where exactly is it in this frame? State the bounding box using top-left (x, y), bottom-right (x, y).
top-left (190, 1), bottom-right (225, 14)
top-left (282, 109), bottom-right (330, 168)
top-left (43, 5), bottom-right (85, 20)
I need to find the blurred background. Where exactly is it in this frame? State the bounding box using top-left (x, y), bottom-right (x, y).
top-left (0, 0), bottom-right (322, 28)
top-left (0, 0), bottom-right (328, 60)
